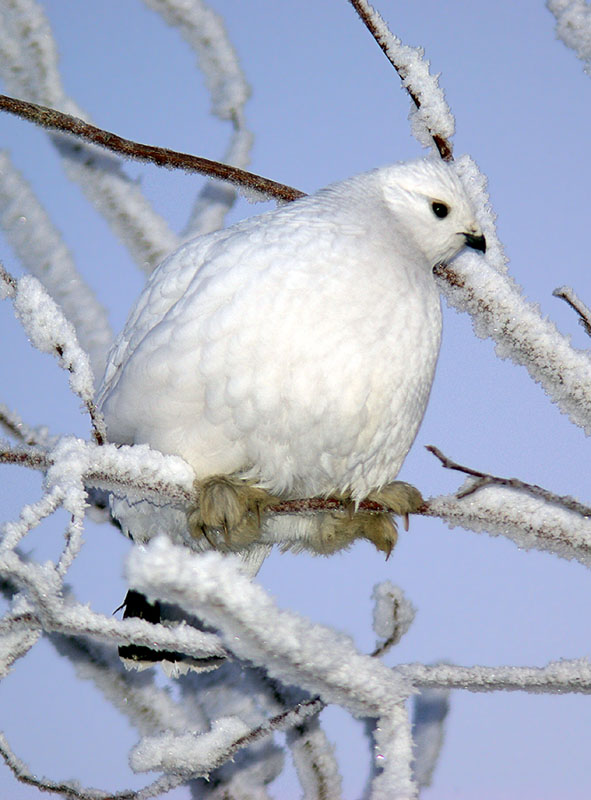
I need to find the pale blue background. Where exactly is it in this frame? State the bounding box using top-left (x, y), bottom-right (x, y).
top-left (1, 1), bottom-right (590, 798)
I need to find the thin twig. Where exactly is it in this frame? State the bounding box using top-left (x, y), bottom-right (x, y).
top-left (553, 286), bottom-right (591, 337)
top-left (54, 343), bottom-right (107, 445)
top-left (0, 262), bottom-right (17, 296)
top-left (0, 730), bottom-right (186, 800)
top-left (0, 94), bottom-right (305, 203)
top-left (347, 0), bottom-right (453, 161)
top-left (0, 447), bottom-right (49, 471)
top-left (396, 660), bottom-right (591, 694)
top-left (426, 444), bottom-right (591, 517)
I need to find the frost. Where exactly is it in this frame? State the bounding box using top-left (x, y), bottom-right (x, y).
top-left (128, 538), bottom-right (412, 718)
top-left (0, 0), bottom-right (178, 273)
top-left (429, 483), bottom-right (591, 568)
top-left (131, 717), bottom-right (251, 774)
top-left (0, 152), bottom-right (112, 381)
top-left (286, 717), bottom-right (343, 800)
top-left (372, 582), bottom-right (416, 643)
top-left (351, 0), bottom-right (455, 152)
top-left (143, 0), bottom-right (254, 236)
top-left (548, 0), bottom-right (591, 75)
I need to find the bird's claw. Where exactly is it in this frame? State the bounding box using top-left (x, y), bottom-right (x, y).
top-left (187, 475), bottom-right (278, 550)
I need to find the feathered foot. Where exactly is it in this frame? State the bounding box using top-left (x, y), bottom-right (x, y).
top-left (366, 481), bottom-right (424, 531)
top-left (187, 475), bottom-right (279, 550)
top-left (309, 481), bottom-right (424, 559)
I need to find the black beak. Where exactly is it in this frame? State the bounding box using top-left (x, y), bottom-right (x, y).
top-left (464, 232), bottom-right (486, 253)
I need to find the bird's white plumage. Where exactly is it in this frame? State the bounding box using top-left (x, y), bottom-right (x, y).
top-left (97, 158), bottom-right (484, 545)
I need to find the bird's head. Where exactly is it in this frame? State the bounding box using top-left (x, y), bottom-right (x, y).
top-left (379, 159), bottom-right (486, 266)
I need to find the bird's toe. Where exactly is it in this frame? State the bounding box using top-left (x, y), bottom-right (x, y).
top-left (188, 475), bottom-right (277, 549)
top-left (367, 481), bottom-right (424, 515)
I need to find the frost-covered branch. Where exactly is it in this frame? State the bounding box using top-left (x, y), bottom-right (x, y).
top-left (0, 405), bottom-right (54, 447)
top-left (2, 264), bottom-right (106, 444)
top-left (0, 94), bottom-right (304, 205)
top-left (0, 151), bottom-right (112, 379)
top-left (434, 256), bottom-right (591, 434)
top-left (0, 550), bottom-right (226, 661)
top-left (398, 659), bottom-right (591, 693)
top-left (285, 716), bottom-right (343, 800)
top-left (547, 0), bottom-right (591, 74)
top-left (129, 538), bottom-right (412, 717)
top-left (427, 445), bottom-right (591, 516)
top-left (371, 582), bottom-right (416, 659)
top-left (348, 0), bottom-right (454, 159)
top-left (0, 0), bottom-right (178, 273)
top-left (143, 0), bottom-right (255, 236)
top-left (0, 731), bottom-right (190, 800)
top-left (425, 485), bottom-right (591, 568)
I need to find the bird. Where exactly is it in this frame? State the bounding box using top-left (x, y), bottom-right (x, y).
top-left (97, 157), bottom-right (486, 575)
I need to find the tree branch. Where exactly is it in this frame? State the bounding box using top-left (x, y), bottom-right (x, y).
top-left (0, 94), bottom-right (304, 204)
top-left (553, 285), bottom-right (591, 337)
top-left (347, 0), bottom-right (454, 160)
top-left (427, 444), bottom-right (591, 517)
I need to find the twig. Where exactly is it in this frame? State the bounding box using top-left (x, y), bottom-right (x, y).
top-left (0, 262), bottom-right (17, 296)
top-left (54, 343), bottom-right (107, 445)
top-left (397, 659), bottom-right (591, 694)
top-left (347, 0), bottom-right (453, 161)
top-left (0, 94), bottom-right (304, 203)
top-left (0, 447), bottom-right (49, 471)
top-left (0, 730), bottom-right (187, 800)
top-left (553, 285), bottom-right (591, 337)
top-left (426, 444), bottom-right (591, 517)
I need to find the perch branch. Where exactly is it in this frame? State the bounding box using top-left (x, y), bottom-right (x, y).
top-left (0, 94), bottom-right (304, 203)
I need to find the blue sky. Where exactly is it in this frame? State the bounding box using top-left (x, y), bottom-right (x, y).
top-left (1, 1), bottom-right (591, 798)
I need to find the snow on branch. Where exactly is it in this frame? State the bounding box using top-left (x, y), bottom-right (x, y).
top-left (128, 538), bottom-right (412, 717)
top-left (144, 0), bottom-right (255, 236)
top-left (0, 151), bottom-right (112, 380)
top-left (0, 0), bottom-right (178, 273)
top-left (434, 247), bottom-right (591, 435)
top-left (348, 0), bottom-right (454, 159)
top-left (0, 403), bottom-right (56, 448)
top-left (398, 658), bottom-right (591, 694)
top-left (0, 730), bottom-right (189, 800)
top-left (2, 264), bottom-right (107, 444)
top-left (285, 716), bottom-right (343, 800)
top-left (547, 0), bottom-right (591, 74)
top-left (426, 484), bottom-right (591, 568)
top-left (371, 582), bottom-right (416, 658)
top-left (0, 549), bottom-right (226, 662)
top-left (144, 0), bottom-right (249, 123)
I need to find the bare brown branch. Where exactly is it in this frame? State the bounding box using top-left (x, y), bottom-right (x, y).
top-left (0, 94), bottom-right (305, 204)
top-left (553, 286), bottom-right (591, 337)
top-left (347, 0), bottom-right (453, 161)
top-left (426, 444), bottom-right (591, 517)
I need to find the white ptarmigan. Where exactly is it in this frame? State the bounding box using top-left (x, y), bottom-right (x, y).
top-left (97, 158), bottom-right (485, 570)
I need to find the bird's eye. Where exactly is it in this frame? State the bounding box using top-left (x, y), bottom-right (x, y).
top-left (431, 201), bottom-right (449, 219)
